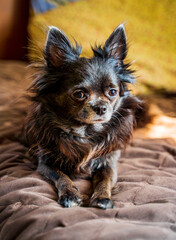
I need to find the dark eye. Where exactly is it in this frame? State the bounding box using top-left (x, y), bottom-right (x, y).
top-left (108, 89), bottom-right (117, 97)
top-left (72, 90), bottom-right (86, 101)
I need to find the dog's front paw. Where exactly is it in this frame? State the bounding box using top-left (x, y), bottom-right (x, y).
top-left (58, 187), bottom-right (82, 208)
top-left (90, 197), bottom-right (113, 209)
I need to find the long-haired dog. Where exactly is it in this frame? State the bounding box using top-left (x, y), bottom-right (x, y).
top-left (25, 24), bottom-right (142, 209)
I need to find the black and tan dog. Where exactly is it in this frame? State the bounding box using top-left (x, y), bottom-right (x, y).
top-left (25, 24), bottom-right (141, 209)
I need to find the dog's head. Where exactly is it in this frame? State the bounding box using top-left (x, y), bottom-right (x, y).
top-left (30, 24), bottom-right (135, 125)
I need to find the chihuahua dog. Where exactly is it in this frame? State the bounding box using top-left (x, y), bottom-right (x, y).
top-left (25, 24), bottom-right (141, 209)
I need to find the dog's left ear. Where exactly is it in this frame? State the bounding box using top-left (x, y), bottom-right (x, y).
top-left (104, 24), bottom-right (127, 62)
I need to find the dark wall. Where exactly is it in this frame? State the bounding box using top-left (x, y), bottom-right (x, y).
top-left (0, 0), bottom-right (30, 60)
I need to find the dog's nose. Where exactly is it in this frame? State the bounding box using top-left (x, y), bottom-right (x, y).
top-left (94, 105), bottom-right (107, 116)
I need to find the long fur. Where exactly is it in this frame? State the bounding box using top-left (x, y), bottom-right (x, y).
top-left (24, 24), bottom-right (142, 208)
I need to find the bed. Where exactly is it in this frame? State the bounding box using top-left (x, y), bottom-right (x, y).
top-left (0, 61), bottom-right (176, 240)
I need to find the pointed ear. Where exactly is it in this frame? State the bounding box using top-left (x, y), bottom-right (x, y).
top-left (104, 24), bottom-right (127, 61)
top-left (44, 26), bottom-right (82, 67)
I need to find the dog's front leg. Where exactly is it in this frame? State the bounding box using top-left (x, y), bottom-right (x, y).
top-left (90, 150), bottom-right (120, 209)
top-left (37, 153), bottom-right (82, 208)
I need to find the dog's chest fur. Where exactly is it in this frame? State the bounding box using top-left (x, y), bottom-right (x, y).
top-left (57, 122), bottom-right (122, 174)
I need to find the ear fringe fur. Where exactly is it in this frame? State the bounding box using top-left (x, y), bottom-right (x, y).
top-left (92, 44), bottom-right (136, 85)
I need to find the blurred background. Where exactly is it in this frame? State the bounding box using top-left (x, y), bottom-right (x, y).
top-left (0, 0), bottom-right (176, 140)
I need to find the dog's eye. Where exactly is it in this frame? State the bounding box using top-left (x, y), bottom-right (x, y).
top-left (72, 90), bottom-right (86, 100)
top-left (108, 89), bottom-right (117, 97)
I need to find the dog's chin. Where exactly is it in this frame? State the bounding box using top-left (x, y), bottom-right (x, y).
top-left (75, 116), bottom-right (112, 125)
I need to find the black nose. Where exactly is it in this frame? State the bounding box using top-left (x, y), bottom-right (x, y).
top-left (93, 105), bottom-right (107, 116)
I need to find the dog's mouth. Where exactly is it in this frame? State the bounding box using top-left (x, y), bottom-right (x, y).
top-left (75, 115), bottom-right (111, 124)
top-left (95, 119), bottom-right (104, 122)
top-left (74, 107), bottom-right (113, 124)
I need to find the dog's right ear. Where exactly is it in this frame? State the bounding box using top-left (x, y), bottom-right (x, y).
top-left (45, 26), bottom-right (82, 67)
top-left (104, 24), bottom-right (127, 62)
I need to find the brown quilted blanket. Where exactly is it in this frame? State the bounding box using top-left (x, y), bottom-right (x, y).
top-left (0, 61), bottom-right (176, 240)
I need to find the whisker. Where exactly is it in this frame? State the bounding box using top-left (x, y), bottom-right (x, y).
top-left (112, 114), bottom-right (122, 127)
top-left (116, 111), bottom-right (126, 121)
